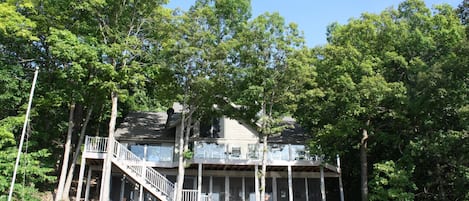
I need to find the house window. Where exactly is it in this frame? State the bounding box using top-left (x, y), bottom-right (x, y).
top-left (146, 144), bottom-right (174, 162)
top-left (231, 147), bottom-right (241, 159)
top-left (200, 117), bottom-right (221, 138)
top-left (248, 144), bottom-right (260, 159)
top-left (129, 145), bottom-right (145, 159)
top-left (129, 144), bottom-right (174, 162)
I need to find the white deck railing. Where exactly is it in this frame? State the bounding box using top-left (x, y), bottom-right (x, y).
top-left (85, 136), bottom-right (108, 153)
top-left (199, 194), bottom-right (210, 201)
top-left (145, 165), bottom-right (175, 197)
top-left (85, 136), bottom-right (205, 201)
top-left (113, 140), bottom-right (144, 178)
top-left (181, 190), bottom-right (198, 201)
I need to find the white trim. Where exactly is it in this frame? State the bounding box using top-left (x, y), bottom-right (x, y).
top-left (84, 168), bottom-right (92, 201)
top-left (288, 165), bottom-right (293, 201)
top-left (75, 155), bottom-right (86, 201)
top-left (198, 163), bottom-right (202, 201)
top-left (305, 178), bottom-right (309, 201)
top-left (209, 176), bottom-right (213, 200)
top-left (272, 177), bottom-right (277, 201)
top-left (320, 166), bottom-right (326, 201)
top-left (242, 177), bottom-right (246, 201)
top-left (225, 176), bottom-right (230, 201)
top-left (255, 165), bottom-right (259, 201)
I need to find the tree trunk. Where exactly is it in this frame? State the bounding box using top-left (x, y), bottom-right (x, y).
top-left (360, 121), bottom-right (369, 201)
top-left (184, 114), bottom-right (192, 152)
top-left (175, 102), bottom-right (187, 201)
top-left (260, 134), bottom-right (268, 201)
top-left (62, 106), bottom-right (93, 200)
top-left (55, 102), bottom-right (76, 201)
top-left (99, 91), bottom-right (118, 201)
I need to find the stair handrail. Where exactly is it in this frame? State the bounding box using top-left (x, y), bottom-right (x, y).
top-left (146, 166), bottom-right (175, 198)
top-left (111, 137), bottom-right (175, 198)
top-left (84, 136), bottom-right (179, 200)
top-left (112, 140), bottom-right (144, 177)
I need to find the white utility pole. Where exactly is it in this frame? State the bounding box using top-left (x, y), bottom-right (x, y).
top-left (8, 67), bottom-right (39, 201)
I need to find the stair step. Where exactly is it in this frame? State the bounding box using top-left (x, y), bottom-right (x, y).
top-left (110, 140), bottom-right (175, 201)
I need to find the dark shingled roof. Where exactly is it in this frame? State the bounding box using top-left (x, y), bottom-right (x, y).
top-left (268, 117), bottom-right (310, 144)
top-left (114, 111), bottom-right (309, 144)
top-left (115, 111), bottom-right (176, 141)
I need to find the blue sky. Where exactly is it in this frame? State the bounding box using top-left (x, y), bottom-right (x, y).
top-left (167, 0), bottom-right (462, 47)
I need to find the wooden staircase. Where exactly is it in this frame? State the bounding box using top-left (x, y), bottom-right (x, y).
top-left (85, 136), bottom-right (200, 201)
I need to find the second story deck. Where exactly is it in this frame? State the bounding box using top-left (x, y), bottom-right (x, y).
top-left (84, 136), bottom-right (324, 168)
top-left (96, 110), bottom-right (336, 171)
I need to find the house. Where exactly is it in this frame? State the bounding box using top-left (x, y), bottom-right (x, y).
top-left (75, 104), bottom-right (345, 201)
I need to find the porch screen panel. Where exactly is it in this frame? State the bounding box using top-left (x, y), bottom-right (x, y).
top-left (229, 177), bottom-right (243, 201)
top-left (202, 176), bottom-right (210, 196)
top-left (245, 177), bottom-right (255, 201)
top-left (325, 178), bottom-right (340, 201)
top-left (307, 178), bottom-right (321, 201)
top-left (212, 177), bottom-right (225, 201)
top-left (276, 178), bottom-right (289, 201)
top-left (265, 178), bottom-right (273, 201)
top-left (293, 178), bottom-right (307, 201)
top-left (184, 177), bottom-right (196, 189)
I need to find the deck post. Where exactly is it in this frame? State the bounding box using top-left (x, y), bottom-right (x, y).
top-left (75, 155), bottom-right (86, 200)
top-left (120, 175), bottom-right (126, 201)
top-left (139, 183), bottom-right (144, 201)
top-left (337, 155), bottom-right (345, 201)
top-left (288, 165), bottom-right (293, 201)
top-left (100, 137), bottom-right (114, 201)
top-left (255, 165), bottom-right (259, 201)
top-left (140, 145), bottom-right (147, 201)
top-left (209, 176), bottom-right (213, 201)
top-left (242, 177), bottom-right (246, 201)
top-left (198, 163), bottom-right (202, 201)
top-left (304, 178), bottom-right (309, 201)
top-left (174, 182), bottom-right (178, 201)
top-left (272, 177), bottom-right (277, 201)
top-left (84, 168), bottom-right (92, 201)
top-left (320, 165), bottom-right (326, 201)
top-left (225, 176), bottom-right (230, 201)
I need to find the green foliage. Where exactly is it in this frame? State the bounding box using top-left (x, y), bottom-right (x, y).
top-left (0, 116), bottom-right (55, 200)
top-left (0, 0), bottom-right (467, 200)
top-left (296, 0), bottom-right (468, 200)
top-left (234, 12), bottom-right (309, 126)
top-left (0, 65), bottom-right (28, 118)
top-left (0, 2), bottom-right (37, 40)
top-left (183, 150), bottom-right (194, 160)
top-left (370, 161), bottom-right (416, 201)
top-left (0, 116), bottom-right (23, 146)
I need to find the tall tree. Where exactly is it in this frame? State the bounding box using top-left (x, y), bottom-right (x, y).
top-left (0, 2), bottom-right (56, 200)
top-left (26, 0), bottom-right (173, 199)
top-left (73, 0), bottom-right (170, 199)
top-left (234, 12), bottom-right (308, 201)
top-left (168, 1), bottom-right (252, 199)
top-left (296, 1), bottom-right (468, 200)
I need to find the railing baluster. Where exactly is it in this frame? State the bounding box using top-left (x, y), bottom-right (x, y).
top-left (84, 136), bottom-right (179, 199)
